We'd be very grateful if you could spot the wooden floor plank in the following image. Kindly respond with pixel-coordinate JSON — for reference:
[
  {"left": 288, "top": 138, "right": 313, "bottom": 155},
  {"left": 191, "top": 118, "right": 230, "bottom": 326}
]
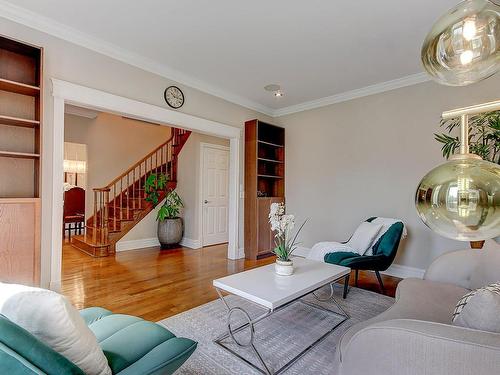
[{"left": 61, "top": 242, "right": 401, "bottom": 321}]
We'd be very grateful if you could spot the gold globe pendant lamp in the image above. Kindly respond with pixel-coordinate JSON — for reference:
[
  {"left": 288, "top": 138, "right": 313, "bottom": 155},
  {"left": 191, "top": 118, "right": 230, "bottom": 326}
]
[
  {"left": 422, "top": 0, "right": 500, "bottom": 86},
  {"left": 415, "top": 101, "right": 500, "bottom": 241}
]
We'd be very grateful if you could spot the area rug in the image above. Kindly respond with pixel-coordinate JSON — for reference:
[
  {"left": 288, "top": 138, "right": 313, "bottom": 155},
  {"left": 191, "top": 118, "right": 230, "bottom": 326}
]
[{"left": 160, "top": 284, "right": 394, "bottom": 374}]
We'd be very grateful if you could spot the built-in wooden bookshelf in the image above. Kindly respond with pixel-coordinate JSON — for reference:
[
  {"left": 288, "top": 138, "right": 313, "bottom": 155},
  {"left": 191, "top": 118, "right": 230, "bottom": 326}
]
[
  {"left": 244, "top": 119, "right": 285, "bottom": 259},
  {"left": 0, "top": 35, "right": 42, "bottom": 286}
]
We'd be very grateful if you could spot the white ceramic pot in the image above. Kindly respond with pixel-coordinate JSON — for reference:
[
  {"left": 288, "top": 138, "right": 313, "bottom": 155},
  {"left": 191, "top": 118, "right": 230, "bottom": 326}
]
[{"left": 275, "top": 259, "right": 294, "bottom": 276}]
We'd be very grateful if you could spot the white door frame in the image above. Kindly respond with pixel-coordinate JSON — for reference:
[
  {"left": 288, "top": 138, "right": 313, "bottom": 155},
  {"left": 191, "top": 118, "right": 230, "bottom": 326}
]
[
  {"left": 199, "top": 142, "right": 230, "bottom": 247},
  {"left": 50, "top": 79, "right": 241, "bottom": 289}
]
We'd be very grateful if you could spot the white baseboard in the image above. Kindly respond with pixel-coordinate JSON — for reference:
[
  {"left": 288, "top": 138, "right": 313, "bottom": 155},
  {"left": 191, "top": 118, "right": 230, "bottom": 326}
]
[
  {"left": 179, "top": 237, "right": 202, "bottom": 249},
  {"left": 116, "top": 237, "right": 160, "bottom": 252},
  {"left": 382, "top": 263, "right": 425, "bottom": 279}
]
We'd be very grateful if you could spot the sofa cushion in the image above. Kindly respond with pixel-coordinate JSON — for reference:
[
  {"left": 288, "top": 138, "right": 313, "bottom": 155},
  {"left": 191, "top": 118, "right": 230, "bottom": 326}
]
[
  {"left": 338, "top": 278, "right": 468, "bottom": 357},
  {"left": 83, "top": 310, "right": 197, "bottom": 374},
  {"left": 0, "top": 314, "right": 85, "bottom": 375},
  {"left": 0, "top": 283, "right": 111, "bottom": 375},
  {"left": 452, "top": 282, "right": 500, "bottom": 333}
]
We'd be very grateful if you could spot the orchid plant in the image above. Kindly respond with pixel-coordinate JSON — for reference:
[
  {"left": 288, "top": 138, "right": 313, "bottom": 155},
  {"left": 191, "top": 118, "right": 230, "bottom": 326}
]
[{"left": 268, "top": 202, "right": 307, "bottom": 262}]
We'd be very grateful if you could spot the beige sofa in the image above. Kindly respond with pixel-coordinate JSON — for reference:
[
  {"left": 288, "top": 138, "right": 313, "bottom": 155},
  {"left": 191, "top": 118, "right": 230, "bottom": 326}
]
[{"left": 334, "top": 239, "right": 500, "bottom": 375}]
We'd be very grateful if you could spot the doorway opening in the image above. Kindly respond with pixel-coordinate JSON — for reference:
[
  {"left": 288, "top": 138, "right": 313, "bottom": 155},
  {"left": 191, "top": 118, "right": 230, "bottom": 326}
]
[{"left": 48, "top": 79, "right": 240, "bottom": 289}]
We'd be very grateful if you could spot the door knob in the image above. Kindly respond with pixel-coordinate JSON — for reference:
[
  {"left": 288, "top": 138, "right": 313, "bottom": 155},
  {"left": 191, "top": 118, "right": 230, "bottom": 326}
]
[{"left": 204, "top": 200, "right": 209, "bottom": 204}]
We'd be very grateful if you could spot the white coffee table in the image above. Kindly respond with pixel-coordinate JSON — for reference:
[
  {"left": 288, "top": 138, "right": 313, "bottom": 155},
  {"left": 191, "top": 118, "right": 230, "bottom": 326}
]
[{"left": 213, "top": 257, "right": 350, "bottom": 375}]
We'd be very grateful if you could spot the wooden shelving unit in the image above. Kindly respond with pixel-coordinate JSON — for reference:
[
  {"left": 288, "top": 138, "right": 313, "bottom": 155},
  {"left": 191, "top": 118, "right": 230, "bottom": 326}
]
[
  {"left": 245, "top": 119, "right": 285, "bottom": 260},
  {"left": 0, "top": 114, "right": 40, "bottom": 128},
  {"left": 0, "top": 77, "right": 40, "bottom": 97},
  {"left": 0, "top": 34, "right": 43, "bottom": 286}
]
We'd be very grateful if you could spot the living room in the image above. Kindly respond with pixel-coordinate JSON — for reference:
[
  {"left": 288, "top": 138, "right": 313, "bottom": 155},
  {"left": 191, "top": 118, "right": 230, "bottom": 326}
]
[{"left": 0, "top": 1, "right": 499, "bottom": 374}]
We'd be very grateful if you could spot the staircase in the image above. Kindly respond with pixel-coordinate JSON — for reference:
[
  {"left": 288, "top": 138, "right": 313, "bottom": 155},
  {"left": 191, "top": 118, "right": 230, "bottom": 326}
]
[{"left": 71, "top": 128, "right": 191, "bottom": 257}]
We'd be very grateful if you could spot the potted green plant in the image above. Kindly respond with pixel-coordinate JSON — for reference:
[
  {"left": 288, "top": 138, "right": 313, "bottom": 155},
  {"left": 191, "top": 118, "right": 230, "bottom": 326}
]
[
  {"left": 144, "top": 173, "right": 184, "bottom": 248},
  {"left": 435, "top": 111, "right": 500, "bottom": 249}
]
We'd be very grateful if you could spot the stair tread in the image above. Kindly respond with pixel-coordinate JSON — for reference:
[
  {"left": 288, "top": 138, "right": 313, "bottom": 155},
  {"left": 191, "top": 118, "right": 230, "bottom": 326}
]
[{"left": 72, "top": 234, "right": 110, "bottom": 247}]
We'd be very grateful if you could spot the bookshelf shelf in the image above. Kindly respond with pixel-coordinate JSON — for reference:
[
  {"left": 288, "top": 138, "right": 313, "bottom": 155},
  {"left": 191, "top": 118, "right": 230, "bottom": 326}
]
[{"left": 0, "top": 78, "right": 40, "bottom": 97}]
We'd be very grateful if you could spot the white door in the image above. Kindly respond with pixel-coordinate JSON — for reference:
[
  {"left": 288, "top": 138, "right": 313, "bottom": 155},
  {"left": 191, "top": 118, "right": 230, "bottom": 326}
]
[{"left": 201, "top": 144, "right": 229, "bottom": 246}]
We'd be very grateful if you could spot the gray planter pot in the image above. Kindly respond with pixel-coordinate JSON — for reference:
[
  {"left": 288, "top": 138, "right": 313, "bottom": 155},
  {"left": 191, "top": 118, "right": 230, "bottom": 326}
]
[{"left": 158, "top": 217, "right": 183, "bottom": 249}]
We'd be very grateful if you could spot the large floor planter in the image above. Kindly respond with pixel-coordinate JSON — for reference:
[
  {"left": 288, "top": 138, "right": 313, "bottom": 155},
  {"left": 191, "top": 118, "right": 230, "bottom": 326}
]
[{"left": 158, "top": 217, "right": 183, "bottom": 248}]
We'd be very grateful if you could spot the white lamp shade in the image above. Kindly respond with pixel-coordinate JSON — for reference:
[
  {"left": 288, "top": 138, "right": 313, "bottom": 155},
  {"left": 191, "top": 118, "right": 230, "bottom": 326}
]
[{"left": 63, "top": 159, "right": 87, "bottom": 174}]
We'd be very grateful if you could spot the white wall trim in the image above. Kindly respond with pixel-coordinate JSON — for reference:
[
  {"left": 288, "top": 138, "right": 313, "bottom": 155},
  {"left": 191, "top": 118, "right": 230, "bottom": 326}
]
[
  {"left": 0, "top": 0, "right": 432, "bottom": 119},
  {"left": 65, "top": 104, "right": 100, "bottom": 119},
  {"left": 237, "top": 248, "right": 245, "bottom": 259},
  {"left": 116, "top": 238, "right": 160, "bottom": 252},
  {"left": 50, "top": 79, "right": 241, "bottom": 288},
  {"left": 180, "top": 237, "right": 202, "bottom": 249},
  {"left": 273, "top": 73, "right": 431, "bottom": 117},
  {"left": 381, "top": 263, "right": 425, "bottom": 279}
]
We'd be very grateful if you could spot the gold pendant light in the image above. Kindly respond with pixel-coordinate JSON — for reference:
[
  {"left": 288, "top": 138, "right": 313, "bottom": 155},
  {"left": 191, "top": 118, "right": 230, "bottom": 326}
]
[
  {"left": 415, "top": 101, "right": 500, "bottom": 241},
  {"left": 422, "top": 0, "right": 500, "bottom": 86}
]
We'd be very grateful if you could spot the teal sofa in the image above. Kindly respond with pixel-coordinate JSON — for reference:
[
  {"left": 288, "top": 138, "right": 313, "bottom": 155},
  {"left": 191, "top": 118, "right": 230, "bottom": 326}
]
[
  {"left": 0, "top": 307, "right": 197, "bottom": 375},
  {"left": 324, "top": 217, "right": 404, "bottom": 294}
]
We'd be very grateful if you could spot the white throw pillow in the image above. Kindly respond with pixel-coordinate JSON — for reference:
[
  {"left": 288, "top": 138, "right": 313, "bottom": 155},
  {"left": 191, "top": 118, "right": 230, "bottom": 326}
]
[
  {"left": 346, "top": 222, "right": 383, "bottom": 255},
  {"left": 0, "top": 282, "right": 111, "bottom": 375},
  {"left": 452, "top": 282, "right": 500, "bottom": 333}
]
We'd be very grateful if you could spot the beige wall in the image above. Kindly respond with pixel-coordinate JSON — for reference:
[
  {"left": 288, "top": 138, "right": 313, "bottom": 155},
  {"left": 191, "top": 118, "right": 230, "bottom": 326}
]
[
  {"left": 64, "top": 112, "right": 171, "bottom": 219},
  {"left": 0, "top": 18, "right": 272, "bottom": 287},
  {"left": 276, "top": 75, "right": 500, "bottom": 271}
]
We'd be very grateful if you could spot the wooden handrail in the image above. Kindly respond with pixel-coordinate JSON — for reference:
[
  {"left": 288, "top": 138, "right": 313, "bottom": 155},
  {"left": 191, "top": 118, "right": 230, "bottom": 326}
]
[{"left": 100, "top": 133, "right": 175, "bottom": 189}]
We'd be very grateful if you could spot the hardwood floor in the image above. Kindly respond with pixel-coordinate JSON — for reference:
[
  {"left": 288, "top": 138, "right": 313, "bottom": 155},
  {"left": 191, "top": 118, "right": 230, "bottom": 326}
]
[{"left": 62, "top": 242, "right": 401, "bottom": 322}]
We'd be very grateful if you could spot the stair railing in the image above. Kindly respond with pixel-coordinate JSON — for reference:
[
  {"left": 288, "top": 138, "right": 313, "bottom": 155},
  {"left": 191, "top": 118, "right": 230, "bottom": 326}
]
[{"left": 90, "top": 128, "right": 189, "bottom": 235}]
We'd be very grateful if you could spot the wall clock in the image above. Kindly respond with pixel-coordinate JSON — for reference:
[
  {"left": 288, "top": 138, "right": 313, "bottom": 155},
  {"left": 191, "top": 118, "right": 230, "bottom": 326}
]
[{"left": 164, "top": 86, "right": 184, "bottom": 109}]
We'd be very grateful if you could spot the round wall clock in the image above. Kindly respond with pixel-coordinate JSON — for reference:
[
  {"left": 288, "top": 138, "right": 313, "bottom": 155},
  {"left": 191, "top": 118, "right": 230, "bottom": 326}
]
[{"left": 164, "top": 86, "right": 184, "bottom": 109}]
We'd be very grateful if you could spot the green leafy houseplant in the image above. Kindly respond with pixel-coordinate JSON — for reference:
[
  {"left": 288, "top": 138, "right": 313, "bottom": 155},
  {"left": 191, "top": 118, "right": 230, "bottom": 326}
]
[
  {"left": 144, "top": 173, "right": 168, "bottom": 205},
  {"left": 435, "top": 111, "right": 500, "bottom": 163},
  {"left": 157, "top": 191, "right": 183, "bottom": 221}
]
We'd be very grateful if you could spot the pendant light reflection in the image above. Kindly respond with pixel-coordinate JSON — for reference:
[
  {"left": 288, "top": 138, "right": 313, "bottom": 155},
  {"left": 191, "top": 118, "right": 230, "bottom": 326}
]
[
  {"left": 415, "top": 155, "right": 500, "bottom": 241},
  {"left": 421, "top": 0, "right": 500, "bottom": 86}
]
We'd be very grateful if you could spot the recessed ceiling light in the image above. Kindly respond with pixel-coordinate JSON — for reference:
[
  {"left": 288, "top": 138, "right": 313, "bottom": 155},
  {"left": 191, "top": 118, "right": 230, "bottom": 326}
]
[{"left": 264, "top": 84, "right": 281, "bottom": 92}]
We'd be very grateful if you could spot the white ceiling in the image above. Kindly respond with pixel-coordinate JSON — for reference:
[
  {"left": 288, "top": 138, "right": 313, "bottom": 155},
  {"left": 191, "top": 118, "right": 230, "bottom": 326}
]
[{"left": 1, "top": 0, "right": 458, "bottom": 116}]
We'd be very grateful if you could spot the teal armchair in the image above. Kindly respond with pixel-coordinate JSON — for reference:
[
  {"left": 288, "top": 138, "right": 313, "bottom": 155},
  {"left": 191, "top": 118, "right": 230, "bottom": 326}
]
[
  {"left": 324, "top": 217, "right": 404, "bottom": 294},
  {"left": 0, "top": 308, "right": 196, "bottom": 375}
]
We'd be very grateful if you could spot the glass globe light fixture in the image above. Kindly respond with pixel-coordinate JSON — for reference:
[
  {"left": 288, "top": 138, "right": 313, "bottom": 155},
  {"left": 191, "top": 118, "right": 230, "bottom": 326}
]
[
  {"left": 416, "top": 154, "right": 500, "bottom": 240},
  {"left": 421, "top": 0, "right": 500, "bottom": 86}
]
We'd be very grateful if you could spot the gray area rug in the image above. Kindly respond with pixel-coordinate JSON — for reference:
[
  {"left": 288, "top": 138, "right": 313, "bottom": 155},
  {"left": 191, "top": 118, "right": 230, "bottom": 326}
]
[{"left": 160, "top": 284, "right": 394, "bottom": 374}]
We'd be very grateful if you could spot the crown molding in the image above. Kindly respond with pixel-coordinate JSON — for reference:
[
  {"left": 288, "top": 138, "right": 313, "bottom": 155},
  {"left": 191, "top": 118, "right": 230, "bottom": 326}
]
[
  {"left": 0, "top": 0, "right": 432, "bottom": 118},
  {"left": 0, "top": 0, "right": 275, "bottom": 117},
  {"left": 273, "top": 72, "right": 431, "bottom": 117}
]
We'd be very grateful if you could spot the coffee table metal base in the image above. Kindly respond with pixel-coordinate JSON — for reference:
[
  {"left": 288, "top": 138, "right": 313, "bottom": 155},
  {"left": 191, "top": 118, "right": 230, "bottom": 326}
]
[{"left": 213, "top": 275, "right": 350, "bottom": 375}]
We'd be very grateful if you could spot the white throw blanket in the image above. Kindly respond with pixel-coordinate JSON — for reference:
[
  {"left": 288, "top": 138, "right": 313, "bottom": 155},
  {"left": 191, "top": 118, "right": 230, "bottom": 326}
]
[{"left": 306, "top": 217, "right": 407, "bottom": 261}]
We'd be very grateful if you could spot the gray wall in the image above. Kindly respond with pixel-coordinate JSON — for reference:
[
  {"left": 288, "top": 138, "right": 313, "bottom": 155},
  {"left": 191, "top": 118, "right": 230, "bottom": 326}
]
[{"left": 276, "top": 76, "right": 500, "bottom": 271}]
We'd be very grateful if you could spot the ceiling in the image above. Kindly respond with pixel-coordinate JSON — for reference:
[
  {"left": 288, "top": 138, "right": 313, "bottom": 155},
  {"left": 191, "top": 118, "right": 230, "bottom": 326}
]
[{"left": 1, "top": 0, "right": 458, "bottom": 116}]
